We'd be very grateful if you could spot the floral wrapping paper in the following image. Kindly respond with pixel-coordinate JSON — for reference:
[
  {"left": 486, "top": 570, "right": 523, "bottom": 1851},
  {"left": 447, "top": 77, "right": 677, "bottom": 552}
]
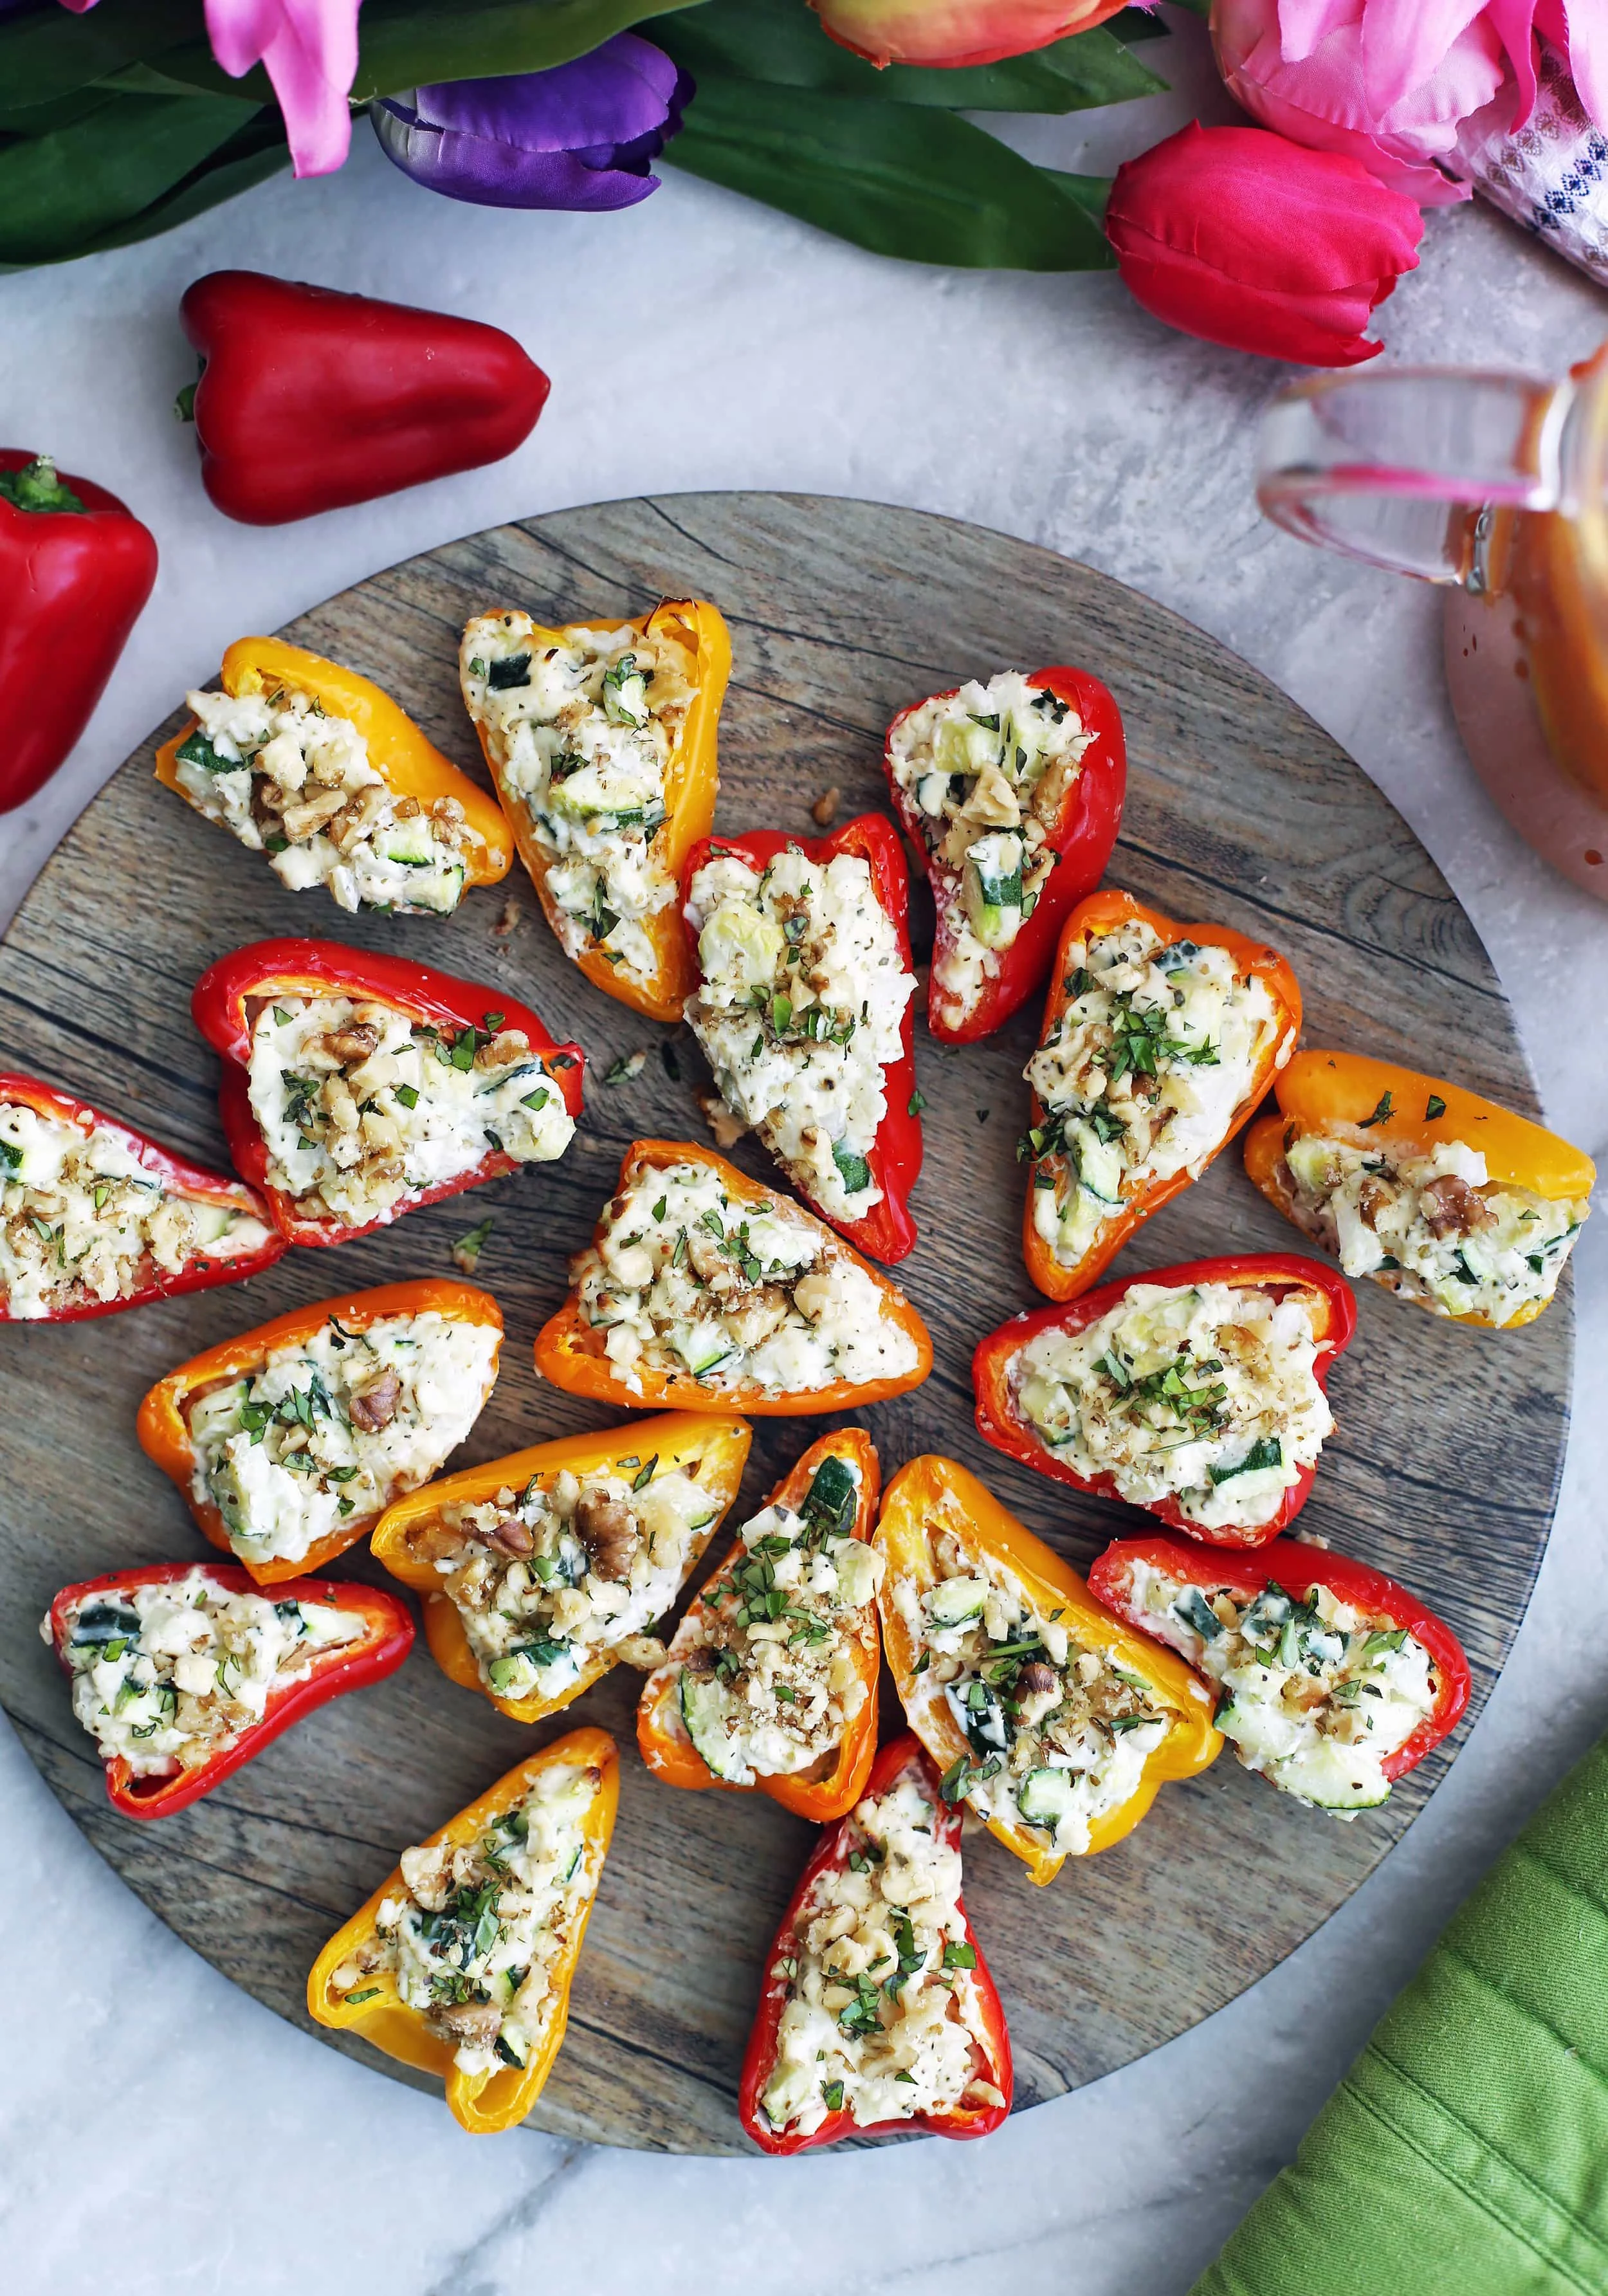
[{"left": 1457, "top": 44, "right": 1608, "bottom": 290}]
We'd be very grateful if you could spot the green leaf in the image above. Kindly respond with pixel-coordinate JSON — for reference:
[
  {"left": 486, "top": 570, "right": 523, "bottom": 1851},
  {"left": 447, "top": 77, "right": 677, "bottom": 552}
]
[
  {"left": 670, "top": 78, "right": 1117, "bottom": 270},
  {"left": 652, "top": 0, "right": 1165, "bottom": 111},
  {"left": 0, "top": 0, "right": 201, "bottom": 108},
  {"left": 0, "top": 90, "right": 262, "bottom": 267},
  {"left": 55, "top": 124, "right": 291, "bottom": 270}
]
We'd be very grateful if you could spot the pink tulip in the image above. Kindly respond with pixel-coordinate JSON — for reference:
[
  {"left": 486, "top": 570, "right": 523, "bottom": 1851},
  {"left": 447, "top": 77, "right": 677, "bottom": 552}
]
[
  {"left": 205, "top": 0, "right": 362, "bottom": 178},
  {"left": 1214, "top": 0, "right": 1608, "bottom": 206},
  {"left": 46, "top": 0, "right": 361, "bottom": 177},
  {"left": 809, "top": 0, "right": 1129, "bottom": 68},
  {"left": 1106, "top": 121, "right": 1423, "bottom": 366}
]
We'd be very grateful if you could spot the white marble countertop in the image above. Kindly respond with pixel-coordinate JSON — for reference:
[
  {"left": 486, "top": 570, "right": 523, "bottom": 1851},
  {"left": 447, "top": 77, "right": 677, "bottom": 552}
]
[{"left": 5, "top": 17, "right": 1607, "bottom": 2292}]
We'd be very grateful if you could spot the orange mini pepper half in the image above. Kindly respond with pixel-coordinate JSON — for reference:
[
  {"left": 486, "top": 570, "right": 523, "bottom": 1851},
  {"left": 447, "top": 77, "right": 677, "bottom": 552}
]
[
  {"left": 370, "top": 1412, "right": 751, "bottom": 1724},
  {"left": 875, "top": 1455, "right": 1220, "bottom": 1884},
  {"left": 136, "top": 1277, "right": 502, "bottom": 1585},
  {"left": 307, "top": 1725, "right": 617, "bottom": 2135},
  {"left": 533, "top": 1139, "right": 933, "bottom": 1417},
  {"left": 1021, "top": 888, "right": 1301, "bottom": 1301},
  {"left": 1244, "top": 1050, "right": 1595, "bottom": 1331},
  {"left": 156, "top": 636, "right": 513, "bottom": 910},
  {"left": 460, "top": 599, "right": 731, "bottom": 1023},
  {"left": 637, "top": 1427, "right": 882, "bottom": 1823}
]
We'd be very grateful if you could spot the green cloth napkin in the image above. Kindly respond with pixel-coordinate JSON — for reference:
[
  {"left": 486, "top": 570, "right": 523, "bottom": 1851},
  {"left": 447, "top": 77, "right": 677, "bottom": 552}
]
[{"left": 1193, "top": 1736, "right": 1608, "bottom": 2296}]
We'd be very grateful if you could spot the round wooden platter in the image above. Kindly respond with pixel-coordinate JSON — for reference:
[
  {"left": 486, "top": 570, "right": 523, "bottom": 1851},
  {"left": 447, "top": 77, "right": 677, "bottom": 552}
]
[{"left": 0, "top": 494, "right": 1572, "bottom": 2155}]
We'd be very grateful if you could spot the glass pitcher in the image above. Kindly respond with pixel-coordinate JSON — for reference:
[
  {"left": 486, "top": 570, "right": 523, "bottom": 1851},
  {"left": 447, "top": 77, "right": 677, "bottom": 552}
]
[{"left": 1257, "top": 349, "right": 1608, "bottom": 901}]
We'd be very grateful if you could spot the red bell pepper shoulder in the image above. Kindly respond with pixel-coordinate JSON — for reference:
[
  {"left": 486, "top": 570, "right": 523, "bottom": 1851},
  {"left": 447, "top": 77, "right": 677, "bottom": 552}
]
[
  {"left": 884, "top": 663, "right": 1126, "bottom": 1043},
  {"left": 680, "top": 815, "right": 923, "bottom": 1262},
  {"left": 0, "top": 452, "right": 158, "bottom": 816},
  {"left": 1088, "top": 1532, "right": 1471, "bottom": 1802},
  {"left": 137, "top": 1276, "right": 504, "bottom": 1585},
  {"left": 45, "top": 1561, "right": 412, "bottom": 1819},
  {"left": 635, "top": 1426, "right": 882, "bottom": 1821},
  {"left": 974, "top": 1253, "right": 1355, "bottom": 1548},
  {"left": 737, "top": 1732, "right": 1013, "bottom": 2153},
  {"left": 180, "top": 271, "right": 550, "bottom": 526},
  {"left": 0, "top": 1070, "right": 284, "bottom": 1323},
  {"left": 191, "top": 937, "right": 584, "bottom": 1247},
  {"left": 1021, "top": 886, "right": 1302, "bottom": 1301}
]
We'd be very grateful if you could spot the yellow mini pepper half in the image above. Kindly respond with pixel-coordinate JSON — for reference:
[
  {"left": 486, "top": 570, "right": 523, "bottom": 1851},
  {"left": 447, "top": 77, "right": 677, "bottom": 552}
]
[
  {"left": 460, "top": 599, "right": 731, "bottom": 1023},
  {"left": 156, "top": 636, "right": 513, "bottom": 908},
  {"left": 307, "top": 1727, "right": 617, "bottom": 2135},
  {"left": 370, "top": 1413, "right": 752, "bottom": 1724},
  {"left": 875, "top": 1456, "right": 1219, "bottom": 1886},
  {"left": 1245, "top": 1049, "right": 1594, "bottom": 1331}
]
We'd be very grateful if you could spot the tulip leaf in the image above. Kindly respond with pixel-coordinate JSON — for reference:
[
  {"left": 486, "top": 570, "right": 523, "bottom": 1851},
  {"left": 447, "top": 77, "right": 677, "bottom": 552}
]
[
  {"left": 60, "top": 120, "right": 293, "bottom": 268},
  {"left": 0, "top": 90, "right": 265, "bottom": 268},
  {"left": 0, "top": 0, "right": 200, "bottom": 107},
  {"left": 670, "top": 78, "right": 1117, "bottom": 270},
  {"left": 652, "top": 0, "right": 1166, "bottom": 111}
]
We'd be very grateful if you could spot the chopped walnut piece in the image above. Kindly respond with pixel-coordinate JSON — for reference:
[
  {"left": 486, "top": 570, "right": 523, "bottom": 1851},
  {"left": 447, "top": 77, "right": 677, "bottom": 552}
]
[
  {"left": 695, "top": 1085, "right": 747, "bottom": 1149},
  {"left": 349, "top": 1367, "right": 402, "bottom": 1432}
]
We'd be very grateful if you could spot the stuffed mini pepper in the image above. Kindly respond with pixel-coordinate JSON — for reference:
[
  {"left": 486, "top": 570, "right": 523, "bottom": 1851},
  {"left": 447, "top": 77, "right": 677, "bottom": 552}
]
[
  {"left": 637, "top": 1429, "right": 882, "bottom": 1822},
  {"left": 1020, "top": 889, "right": 1301, "bottom": 1300},
  {"left": 156, "top": 637, "right": 513, "bottom": 915},
  {"left": 309, "top": 1727, "right": 617, "bottom": 2135},
  {"left": 681, "top": 816, "right": 922, "bottom": 1262},
  {"left": 883, "top": 665, "right": 1125, "bottom": 1042},
  {"left": 739, "top": 1734, "right": 1012, "bottom": 2153},
  {"left": 138, "top": 1278, "right": 502, "bottom": 1584},
  {"left": 876, "top": 1456, "right": 1220, "bottom": 1884},
  {"left": 973, "top": 1254, "right": 1355, "bottom": 1548},
  {"left": 192, "top": 938, "right": 583, "bottom": 1245},
  {"left": 1245, "top": 1051, "right": 1594, "bottom": 1331},
  {"left": 460, "top": 599, "right": 731, "bottom": 1021},
  {"left": 1089, "top": 1536, "right": 1471, "bottom": 1816},
  {"left": 1, "top": 1071, "right": 281, "bottom": 1321},
  {"left": 371, "top": 1413, "right": 750, "bottom": 1722},
  {"left": 43, "top": 1562, "right": 412, "bottom": 1819},
  {"left": 534, "top": 1139, "right": 931, "bottom": 1415}
]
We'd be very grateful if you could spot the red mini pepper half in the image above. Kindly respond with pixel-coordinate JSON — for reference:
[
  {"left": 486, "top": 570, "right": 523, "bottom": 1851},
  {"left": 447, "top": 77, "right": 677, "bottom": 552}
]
[
  {"left": 883, "top": 666, "right": 1126, "bottom": 1044},
  {"left": 0, "top": 1070, "right": 284, "bottom": 1322},
  {"left": 1088, "top": 1534, "right": 1472, "bottom": 1790},
  {"left": 680, "top": 816, "right": 924, "bottom": 1263},
  {"left": 179, "top": 271, "right": 551, "bottom": 526},
  {"left": 44, "top": 1561, "right": 413, "bottom": 1820},
  {"left": 974, "top": 1253, "right": 1357, "bottom": 1548},
  {"left": 0, "top": 452, "right": 158, "bottom": 814},
  {"left": 190, "top": 937, "right": 585, "bottom": 1247},
  {"left": 737, "top": 1732, "right": 1013, "bottom": 2154}
]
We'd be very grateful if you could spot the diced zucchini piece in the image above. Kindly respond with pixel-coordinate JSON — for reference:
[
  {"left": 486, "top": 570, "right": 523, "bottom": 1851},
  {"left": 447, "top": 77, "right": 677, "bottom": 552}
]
[
  {"left": 698, "top": 901, "right": 784, "bottom": 991},
  {"left": 1016, "top": 1765, "right": 1080, "bottom": 1834},
  {"left": 1205, "top": 1465, "right": 1290, "bottom": 1511},
  {"left": 1285, "top": 1135, "right": 1338, "bottom": 1195},
  {"left": 962, "top": 831, "right": 1025, "bottom": 950},
  {"left": 832, "top": 1542, "right": 878, "bottom": 1608},
  {"left": 1072, "top": 1124, "right": 1124, "bottom": 1206},
  {"left": 926, "top": 1577, "right": 988, "bottom": 1629},
  {"left": 1279, "top": 1738, "right": 1391, "bottom": 1812},
  {"left": 934, "top": 716, "right": 998, "bottom": 777},
  {"left": 378, "top": 816, "right": 438, "bottom": 867},
  {"left": 190, "top": 1202, "right": 237, "bottom": 1245},
  {"left": 680, "top": 1669, "right": 746, "bottom": 1780},
  {"left": 398, "top": 861, "right": 466, "bottom": 915},
  {"left": 670, "top": 1321, "right": 734, "bottom": 1378}
]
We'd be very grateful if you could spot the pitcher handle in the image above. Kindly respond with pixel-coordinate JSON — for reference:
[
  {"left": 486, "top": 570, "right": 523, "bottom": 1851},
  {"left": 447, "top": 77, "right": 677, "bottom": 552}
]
[{"left": 1256, "top": 367, "right": 1575, "bottom": 587}]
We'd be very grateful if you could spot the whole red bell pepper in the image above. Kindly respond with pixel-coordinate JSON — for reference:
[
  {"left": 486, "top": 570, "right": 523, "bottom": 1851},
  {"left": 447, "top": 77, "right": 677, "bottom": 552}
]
[
  {"left": 883, "top": 666, "right": 1126, "bottom": 1044},
  {"left": 973, "top": 1252, "right": 1357, "bottom": 1548},
  {"left": 1088, "top": 1533, "right": 1471, "bottom": 1790},
  {"left": 1, "top": 1070, "right": 284, "bottom": 1322},
  {"left": 737, "top": 1732, "right": 1013, "bottom": 2154},
  {"left": 44, "top": 1561, "right": 414, "bottom": 1820},
  {"left": 178, "top": 271, "right": 551, "bottom": 526},
  {"left": 680, "top": 816, "right": 924, "bottom": 1262},
  {"left": 0, "top": 452, "right": 158, "bottom": 814},
  {"left": 190, "top": 937, "right": 585, "bottom": 1247}
]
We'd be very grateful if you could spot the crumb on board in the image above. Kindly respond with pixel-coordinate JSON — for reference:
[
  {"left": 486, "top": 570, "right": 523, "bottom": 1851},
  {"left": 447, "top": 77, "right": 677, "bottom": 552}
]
[
  {"left": 811, "top": 786, "right": 841, "bottom": 827},
  {"left": 605, "top": 1049, "right": 648, "bottom": 1086},
  {"left": 493, "top": 895, "right": 521, "bottom": 939},
  {"left": 695, "top": 1086, "right": 748, "bottom": 1150}
]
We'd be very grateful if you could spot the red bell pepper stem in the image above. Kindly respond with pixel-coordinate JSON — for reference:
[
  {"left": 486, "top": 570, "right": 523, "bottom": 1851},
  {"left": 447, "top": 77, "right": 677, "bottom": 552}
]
[
  {"left": 190, "top": 937, "right": 585, "bottom": 1247},
  {"left": 179, "top": 271, "right": 551, "bottom": 526},
  {"left": 45, "top": 1562, "right": 414, "bottom": 1820},
  {"left": 1088, "top": 1534, "right": 1471, "bottom": 1782},
  {"left": 884, "top": 664, "right": 1126, "bottom": 1045},
  {"left": 0, "top": 1070, "right": 284, "bottom": 1322},
  {"left": 681, "top": 816, "right": 923, "bottom": 1263},
  {"left": 737, "top": 1733, "right": 1013, "bottom": 2154},
  {"left": 0, "top": 452, "right": 158, "bottom": 815},
  {"left": 973, "top": 1252, "right": 1358, "bottom": 1547}
]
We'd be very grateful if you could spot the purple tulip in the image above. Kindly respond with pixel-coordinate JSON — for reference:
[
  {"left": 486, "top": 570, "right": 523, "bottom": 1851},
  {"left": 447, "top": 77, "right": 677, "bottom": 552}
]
[{"left": 371, "top": 35, "right": 693, "bottom": 213}]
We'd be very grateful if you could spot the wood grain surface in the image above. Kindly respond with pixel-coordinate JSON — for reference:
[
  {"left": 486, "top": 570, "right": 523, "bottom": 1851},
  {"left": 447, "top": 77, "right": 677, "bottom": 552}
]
[{"left": 0, "top": 493, "right": 1572, "bottom": 2154}]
